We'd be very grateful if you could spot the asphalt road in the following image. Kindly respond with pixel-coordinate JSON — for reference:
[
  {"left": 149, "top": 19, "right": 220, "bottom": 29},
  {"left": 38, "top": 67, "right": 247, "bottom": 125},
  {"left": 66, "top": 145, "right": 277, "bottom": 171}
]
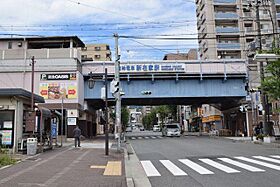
[{"left": 127, "top": 130, "right": 280, "bottom": 187}]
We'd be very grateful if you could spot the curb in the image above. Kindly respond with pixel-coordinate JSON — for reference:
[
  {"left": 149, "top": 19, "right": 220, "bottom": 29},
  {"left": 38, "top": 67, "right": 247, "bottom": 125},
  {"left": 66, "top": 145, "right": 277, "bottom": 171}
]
[
  {"left": 223, "top": 137, "right": 280, "bottom": 148},
  {"left": 124, "top": 143, "right": 151, "bottom": 187}
]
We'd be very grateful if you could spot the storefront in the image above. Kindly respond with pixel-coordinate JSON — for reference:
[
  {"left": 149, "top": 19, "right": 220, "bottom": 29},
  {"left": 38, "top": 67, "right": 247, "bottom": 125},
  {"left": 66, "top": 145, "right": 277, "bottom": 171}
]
[
  {"left": 202, "top": 115, "right": 222, "bottom": 132},
  {"left": 0, "top": 88, "right": 45, "bottom": 153}
]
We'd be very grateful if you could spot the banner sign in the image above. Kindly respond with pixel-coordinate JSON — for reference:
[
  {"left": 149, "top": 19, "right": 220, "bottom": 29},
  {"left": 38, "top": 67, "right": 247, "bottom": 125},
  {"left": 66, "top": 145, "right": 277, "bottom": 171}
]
[
  {"left": 40, "top": 73, "right": 76, "bottom": 81},
  {"left": 51, "top": 122, "right": 57, "bottom": 138},
  {"left": 120, "top": 63, "right": 185, "bottom": 73},
  {"left": 39, "top": 83, "right": 77, "bottom": 100},
  {"left": 0, "top": 130, "right": 13, "bottom": 145}
]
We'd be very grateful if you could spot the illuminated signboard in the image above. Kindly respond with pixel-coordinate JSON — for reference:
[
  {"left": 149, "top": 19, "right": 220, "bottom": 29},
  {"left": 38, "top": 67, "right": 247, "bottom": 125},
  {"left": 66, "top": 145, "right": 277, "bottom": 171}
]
[{"left": 119, "top": 63, "right": 185, "bottom": 73}]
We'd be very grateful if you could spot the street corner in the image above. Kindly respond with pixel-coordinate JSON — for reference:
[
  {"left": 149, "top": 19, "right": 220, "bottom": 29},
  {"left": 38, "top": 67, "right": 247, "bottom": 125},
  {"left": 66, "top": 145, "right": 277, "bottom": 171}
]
[{"left": 90, "top": 160, "right": 122, "bottom": 176}]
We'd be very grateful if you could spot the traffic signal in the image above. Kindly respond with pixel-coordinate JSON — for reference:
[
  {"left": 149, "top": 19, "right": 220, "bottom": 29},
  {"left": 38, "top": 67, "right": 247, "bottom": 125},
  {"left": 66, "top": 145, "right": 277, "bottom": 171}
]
[
  {"left": 141, "top": 91, "right": 152, "bottom": 95},
  {"left": 110, "top": 79, "right": 119, "bottom": 94}
]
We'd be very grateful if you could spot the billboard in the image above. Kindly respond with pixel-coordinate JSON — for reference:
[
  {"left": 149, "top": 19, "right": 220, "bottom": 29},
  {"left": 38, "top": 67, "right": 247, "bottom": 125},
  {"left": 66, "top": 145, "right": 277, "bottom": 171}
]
[{"left": 39, "top": 82, "right": 77, "bottom": 100}]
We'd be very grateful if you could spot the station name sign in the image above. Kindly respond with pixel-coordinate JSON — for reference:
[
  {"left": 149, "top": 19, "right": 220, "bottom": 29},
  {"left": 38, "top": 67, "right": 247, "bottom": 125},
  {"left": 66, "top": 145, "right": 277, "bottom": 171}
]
[
  {"left": 40, "top": 73, "right": 76, "bottom": 81},
  {"left": 120, "top": 63, "right": 185, "bottom": 73}
]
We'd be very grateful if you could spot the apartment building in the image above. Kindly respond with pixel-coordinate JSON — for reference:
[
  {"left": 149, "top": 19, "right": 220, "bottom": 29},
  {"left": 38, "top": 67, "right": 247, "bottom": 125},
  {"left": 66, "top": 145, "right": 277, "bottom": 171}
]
[
  {"left": 196, "top": 0, "right": 277, "bottom": 60},
  {"left": 163, "top": 49, "right": 198, "bottom": 60},
  {"left": 81, "top": 44, "right": 112, "bottom": 61}
]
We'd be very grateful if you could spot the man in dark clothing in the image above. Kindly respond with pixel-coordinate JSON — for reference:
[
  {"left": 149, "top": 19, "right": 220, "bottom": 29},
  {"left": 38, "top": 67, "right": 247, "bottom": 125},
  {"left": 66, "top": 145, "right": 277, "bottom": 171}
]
[{"left": 73, "top": 125, "right": 81, "bottom": 147}]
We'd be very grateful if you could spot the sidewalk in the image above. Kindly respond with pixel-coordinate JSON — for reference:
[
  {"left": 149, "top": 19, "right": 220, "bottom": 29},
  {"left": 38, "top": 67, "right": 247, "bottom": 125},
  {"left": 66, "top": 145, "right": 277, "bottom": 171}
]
[
  {"left": 224, "top": 136, "right": 280, "bottom": 148},
  {"left": 0, "top": 137, "right": 127, "bottom": 187}
]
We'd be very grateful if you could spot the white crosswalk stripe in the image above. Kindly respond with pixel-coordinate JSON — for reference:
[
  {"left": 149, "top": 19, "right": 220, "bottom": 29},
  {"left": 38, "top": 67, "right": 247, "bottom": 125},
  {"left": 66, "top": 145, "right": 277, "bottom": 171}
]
[
  {"left": 131, "top": 137, "right": 136, "bottom": 140},
  {"left": 140, "top": 161, "right": 161, "bottom": 177},
  {"left": 137, "top": 137, "right": 143, "bottom": 139},
  {"left": 144, "top": 137, "right": 150, "bottom": 139},
  {"left": 179, "top": 159, "right": 214, "bottom": 175},
  {"left": 160, "top": 160, "right": 188, "bottom": 176},
  {"left": 235, "top": 157, "right": 280, "bottom": 171},
  {"left": 218, "top": 158, "right": 265, "bottom": 172},
  {"left": 151, "top": 136, "right": 157, "bottom": 139},
  {"left": 157, "top": 136, "right": 163, "bottom": 139},
  {"left": 252, "top": 156, "right": 280, "bottom": 164},
  {"left": 270, "top": 155, "right": 280, "bottom": 159},
  {"left": 199, "top": 159, "right": 240, "bottom": 173}
]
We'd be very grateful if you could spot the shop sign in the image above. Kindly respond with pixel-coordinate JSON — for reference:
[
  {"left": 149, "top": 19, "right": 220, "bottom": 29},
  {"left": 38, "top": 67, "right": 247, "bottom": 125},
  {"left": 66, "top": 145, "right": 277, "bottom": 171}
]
[
  {"left": 0, "top": 130, "right": 12, "bottom": 145},
  {"left": 39, "top": 83, "right": 77, "bottom": 100},
  {"left": 51, "top": 122, "right": 57, "bottom": 138},
  {"left": 25, "top": 112, "right": 36, "bottom": 132},
  {"left": 67, "top": 118, "right": 77, "bottom": 126},
  {"left": 120, "top": 63, "right": 185, "bottom": 73},
  {"left": 3, "top": 121, "right": 13, "bottom": 129},
  {"left": 67, "top": 109, "right": 79, "bottom": 118},
  {"left": 202, "top": 115, "right": 221, "bottom": 123},
  {"left": 40, "top": 73, "right": 76, "bottom": 81}
]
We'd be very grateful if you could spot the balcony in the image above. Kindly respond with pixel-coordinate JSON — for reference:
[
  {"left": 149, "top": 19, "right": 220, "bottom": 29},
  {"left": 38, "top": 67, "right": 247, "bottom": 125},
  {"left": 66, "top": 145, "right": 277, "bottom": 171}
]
[
  {"left": 216, "top": 27, "right": 239, "bottom": 34},
  {"left": 213, "top": 0, "right": 236, "bottom": 4},
  {"left": 0, "top": 48, "right": 81, "bottom": 62},
  {"left": 215, "top": 12, "right": 238, "bottom": 19},
  {"left": 217, "top": 43, "right": 241, "bottom": 49}
]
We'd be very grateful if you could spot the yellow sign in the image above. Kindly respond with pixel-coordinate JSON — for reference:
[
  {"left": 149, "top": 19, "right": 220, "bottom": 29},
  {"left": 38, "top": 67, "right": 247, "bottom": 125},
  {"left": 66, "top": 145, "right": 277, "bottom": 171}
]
[
  {"left": 202, "top": 115, "right": 221, "bottom": 123},
  {"left": 39, "top": 83, "right": 77, "bottom": 100}
]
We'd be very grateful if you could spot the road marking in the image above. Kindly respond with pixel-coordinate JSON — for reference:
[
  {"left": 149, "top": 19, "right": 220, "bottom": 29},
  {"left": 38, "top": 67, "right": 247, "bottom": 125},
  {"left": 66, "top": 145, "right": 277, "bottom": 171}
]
[
  {"left": 103, "top": 161, "right": 122, "bottom": 176},
  {"left": 235, "top": 157, "right": 280, "bottom": 171},
  {"left": 0, "top": 147, "right": 73, "bottom": 185},
  {"left": 179, "top": 159, "right": 214, "bottom": 175},
  {"left": 252, "top": 156, "right": 280, "bottom": 164},
  {"left": 218, "top": 158, "right": 265, "bottom": 172},
  {"left": 131, "top": 137, "right": 136, "bottom": 140},
  {"left": 160, "top": 160, "right": 187, "bottom": 176},
  {"left": 157, "top": 136, "right": 163, "bottom": 139},
  {"left": 140, "top": 161, "right": 161, "bottom": 177},
  {"left": 151, "top": 136, "right": 157, "bottom": 139},
  {"left": 90, "top": 165, "right": 106, "bottom": 169},
  {"left": 144, "top": 137, "right": 150, "bottom": 139},
  {"left": 138, "top": 137, "right": 143, "bottom": 139},
  {"left": 270, "top": 155, "right": 280, "bottom": 159},
  {"left": 199, "top": 159, "right": 240, "bottom": 173}
]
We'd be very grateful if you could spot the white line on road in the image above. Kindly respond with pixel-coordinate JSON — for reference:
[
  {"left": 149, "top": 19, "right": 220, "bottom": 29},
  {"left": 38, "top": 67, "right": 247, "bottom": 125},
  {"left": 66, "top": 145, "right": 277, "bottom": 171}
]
[
  {"left": 179, "top": 159, "right": 214, "bottom": 175},
  {"left": 252, "top": 156, "right": 280, "bottom": 164},
  {"left": 138, "top": 137, "right": 143, "bottom": 139},
  {"left": 157, "top": 136, "right": 163, "bottom": 139},
  {"left": 218, "top": 158, "right": 265, "bottom": 172},
  {"left": 160, "top": 160, "right": 187, "bottom": 176},
  {"left": 144, "top": 137, "right": 150, "bottom": 139},
  {"left": 0, "top": 147, "right": 73, "bottom": 185},
  {"left": 131, "top": 137, "right": 136, "bottom": 140},
  {"left": 235, "top": 157, "right": 280, "bottom": 171},
  {"left": 270, "top": 155, "right": 280, "bottom": 159},
  {"left": 140, "top": 161, "right": 161, "bottom": 177},
  {"left": 151, "top": 136, "right": 157, "bottom": 139},
  {"left": 199, "top": 159, "right": 240, "bottom": 173}
]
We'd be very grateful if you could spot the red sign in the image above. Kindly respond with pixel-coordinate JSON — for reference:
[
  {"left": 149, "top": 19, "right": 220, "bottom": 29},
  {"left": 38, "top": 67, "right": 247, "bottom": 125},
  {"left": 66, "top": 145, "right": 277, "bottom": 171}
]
[
  {"left": 40, "top": 90, "right": 48, "bottom": 95},
  {"left": 68, "top": 89, "right": 76, "bottom": 95}
]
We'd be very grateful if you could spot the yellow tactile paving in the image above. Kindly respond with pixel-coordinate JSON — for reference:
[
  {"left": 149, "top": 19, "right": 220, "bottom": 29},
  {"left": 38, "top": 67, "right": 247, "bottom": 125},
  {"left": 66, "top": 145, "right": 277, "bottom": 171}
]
[{"left": 103, "top": 161, "right": 122, "bottom": 176}]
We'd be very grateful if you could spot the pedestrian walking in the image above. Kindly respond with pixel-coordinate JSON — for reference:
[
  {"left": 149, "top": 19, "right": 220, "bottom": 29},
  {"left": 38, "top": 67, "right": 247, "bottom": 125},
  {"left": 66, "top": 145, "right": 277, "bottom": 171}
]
[{"left": 73, "top": 125, "right": 81, "bottom": 147}]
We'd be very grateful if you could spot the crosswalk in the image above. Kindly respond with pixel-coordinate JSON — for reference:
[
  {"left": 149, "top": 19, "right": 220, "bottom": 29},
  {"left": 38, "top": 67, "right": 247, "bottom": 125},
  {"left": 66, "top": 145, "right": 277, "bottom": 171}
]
[
  {"left": 129, "top": 136, "right": 163, "bottom": 140},
  {"left": 140, "top": 155, "right": 280, "bottom": 177}
]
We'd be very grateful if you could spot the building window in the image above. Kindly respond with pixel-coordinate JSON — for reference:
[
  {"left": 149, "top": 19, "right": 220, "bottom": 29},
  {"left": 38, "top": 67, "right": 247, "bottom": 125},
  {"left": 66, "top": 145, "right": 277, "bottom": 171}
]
[
  {"left": 95, "top": 55, "right": 101, "bottom": 59},
  {"left": 94, "top": 46, "right": 101, "bottom": 51},
  {"left": 106, "top": 45, "right": 110, "bottom": 50},
  {"left": 8, "top": 42, "right": 12, "bottom": 49}
]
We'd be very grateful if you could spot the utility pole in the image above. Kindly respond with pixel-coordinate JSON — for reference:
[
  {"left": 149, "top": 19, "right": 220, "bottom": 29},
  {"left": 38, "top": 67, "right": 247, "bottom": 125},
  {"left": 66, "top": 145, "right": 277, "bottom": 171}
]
[
  {"left": 255, "top": 1, "right": 269, "bottom": 134},
  {"left": 270, "top": 0, "right": 279, "bottom": 48},
  {"left": 61, "top": 96, "right": 64, "bottom": 147},
  {"left": 114, "top": 33, "right": 121, "bottom": 151},
  {"left": 105, "top": 68, "right": 109, "bottom": 155},
  {"left": 30, "top": 56, "right": 35, "bottom": 112}
]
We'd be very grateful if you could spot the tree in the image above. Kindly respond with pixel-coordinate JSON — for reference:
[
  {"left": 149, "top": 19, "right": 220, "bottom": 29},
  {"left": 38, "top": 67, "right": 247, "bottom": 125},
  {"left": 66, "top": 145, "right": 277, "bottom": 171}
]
[
  {"left": 262, "top": 60, "right": 280, "bottom": 103},
  {"left": 121, "top": 107, "right": 130, "bottom": 129}
]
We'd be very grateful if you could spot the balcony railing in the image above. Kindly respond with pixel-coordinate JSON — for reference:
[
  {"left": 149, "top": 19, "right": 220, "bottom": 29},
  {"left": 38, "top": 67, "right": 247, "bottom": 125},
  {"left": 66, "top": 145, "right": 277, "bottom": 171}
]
[
  {"left": 215, "top": 12, "right": 238, "bottom": 19},
  {"left": 0, "top": 48, "right": 81, "bottom": 62},
  {"left": 216, "top": 27, "right": 239, "bottom": 34},
  {"left": 217, "top": 43, "right": 241, "bottom": 49},
  {"left": 213, "top": 0, "right": 236, "bottom": 4}
]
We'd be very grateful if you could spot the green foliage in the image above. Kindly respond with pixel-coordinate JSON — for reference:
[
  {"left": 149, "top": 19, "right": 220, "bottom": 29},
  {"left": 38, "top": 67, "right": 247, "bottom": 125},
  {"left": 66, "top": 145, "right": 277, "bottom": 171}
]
[
  {"left": 0, "top": 146, "right": 16, "bottom": 167},
  {"left": 142, "top": 108, "right": 157, "bottom": 130},
  {"left": 262, "top": 60, "right": 280, "bottom": 101},
  {"left": 121, "top": 107, "right": 130, "bottom": 127}
]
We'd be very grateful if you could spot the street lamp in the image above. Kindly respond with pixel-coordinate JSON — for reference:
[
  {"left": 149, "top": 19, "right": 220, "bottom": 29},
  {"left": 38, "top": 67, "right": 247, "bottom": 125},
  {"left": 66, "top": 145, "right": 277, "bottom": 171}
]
[{"left": 88, "top": 68, "right": 109, "bottom": 155}]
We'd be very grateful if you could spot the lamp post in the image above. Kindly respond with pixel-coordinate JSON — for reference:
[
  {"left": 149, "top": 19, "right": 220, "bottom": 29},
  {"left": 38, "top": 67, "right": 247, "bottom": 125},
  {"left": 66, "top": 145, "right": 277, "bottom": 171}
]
[{"left": 88, "top": 69, "right": 109, "bottom": 155}]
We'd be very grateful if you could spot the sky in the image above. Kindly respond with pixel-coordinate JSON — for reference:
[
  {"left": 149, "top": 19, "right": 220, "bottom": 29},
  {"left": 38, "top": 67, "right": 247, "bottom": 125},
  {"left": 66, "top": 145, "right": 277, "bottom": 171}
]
[{"left": 0, "top": 0, "right": 198, "bottom": 60}]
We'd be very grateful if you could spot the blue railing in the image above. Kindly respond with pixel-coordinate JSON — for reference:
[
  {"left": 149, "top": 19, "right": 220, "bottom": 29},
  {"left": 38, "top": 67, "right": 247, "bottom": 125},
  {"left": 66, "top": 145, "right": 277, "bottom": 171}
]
[
  {"left": 215, "top": 12, "right": 238, "bottom": 19},
  {"left": 217, "top": 43, "right": 241, "bottom": 49},
  {"left": 213, "top": 0, "right": 236, "bottom": 4},
  {"left": 216, "top": 27, "right": 239, "bottom": 34}
]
